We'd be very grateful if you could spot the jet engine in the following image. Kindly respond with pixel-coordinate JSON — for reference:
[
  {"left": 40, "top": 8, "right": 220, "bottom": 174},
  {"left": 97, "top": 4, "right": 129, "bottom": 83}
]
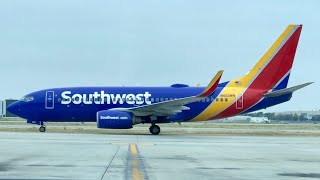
[{"left": 97, "top": 110, "right": 141, "bottom": 129}]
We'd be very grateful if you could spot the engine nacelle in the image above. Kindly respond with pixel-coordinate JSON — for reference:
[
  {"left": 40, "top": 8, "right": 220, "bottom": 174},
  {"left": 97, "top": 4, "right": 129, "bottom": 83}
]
[{"left": 97, "top": 110, "right": 141, "bottom": 129}]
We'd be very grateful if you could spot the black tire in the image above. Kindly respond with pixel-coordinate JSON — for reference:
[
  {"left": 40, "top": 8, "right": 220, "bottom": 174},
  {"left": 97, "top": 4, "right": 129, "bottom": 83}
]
[
  {"left": 39, "top": 126, "right": 46, "bottom": 132},
  {"left": 149, "top": 125, "right": 160, "bottom": 135}
]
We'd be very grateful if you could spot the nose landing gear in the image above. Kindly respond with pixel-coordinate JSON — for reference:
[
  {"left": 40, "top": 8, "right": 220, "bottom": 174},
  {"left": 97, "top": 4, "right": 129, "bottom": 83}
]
[
  {"left": 39, "top": 121, "right": 46, "bottom": 132},
  {"left": 39, "top": 125, "right": 46, "bottom": 132}
]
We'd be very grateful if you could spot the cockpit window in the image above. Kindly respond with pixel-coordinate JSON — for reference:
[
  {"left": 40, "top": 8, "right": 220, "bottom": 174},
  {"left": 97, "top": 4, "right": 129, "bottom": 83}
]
[{"left": 21, "top": 96, "right": 34, "bottom": 102}]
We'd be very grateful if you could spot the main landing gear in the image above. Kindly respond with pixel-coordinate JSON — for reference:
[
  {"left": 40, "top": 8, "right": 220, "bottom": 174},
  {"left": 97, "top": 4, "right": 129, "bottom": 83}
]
[{"left": 149, "top": 124, "right": 161, "bottom": 135}]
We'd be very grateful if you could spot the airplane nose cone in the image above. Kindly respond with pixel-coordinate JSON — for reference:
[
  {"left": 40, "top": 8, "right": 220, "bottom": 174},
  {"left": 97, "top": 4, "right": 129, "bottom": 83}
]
[{"left": 7, "top": 101, "right": 21, "bottom": 116}]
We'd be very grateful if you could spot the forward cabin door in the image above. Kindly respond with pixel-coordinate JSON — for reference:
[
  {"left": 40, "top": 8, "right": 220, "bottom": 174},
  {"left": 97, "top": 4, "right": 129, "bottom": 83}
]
[{"left": 45, "top": 91, "right": 55, "bottom": 109}]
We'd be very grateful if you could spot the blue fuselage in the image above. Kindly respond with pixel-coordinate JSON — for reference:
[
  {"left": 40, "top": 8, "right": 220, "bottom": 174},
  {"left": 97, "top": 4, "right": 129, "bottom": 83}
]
[{"left": 7, "top": 83, "right": 291, "bottom": 124}]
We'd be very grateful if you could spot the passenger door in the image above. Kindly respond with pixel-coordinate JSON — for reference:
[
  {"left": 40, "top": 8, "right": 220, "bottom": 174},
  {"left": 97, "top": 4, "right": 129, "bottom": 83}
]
[
  {"left": 236, "top": 94, "right": 243, "bottom": 109},
  {"left": 45, "top": 91, "right": 55, "bottom": 109}
]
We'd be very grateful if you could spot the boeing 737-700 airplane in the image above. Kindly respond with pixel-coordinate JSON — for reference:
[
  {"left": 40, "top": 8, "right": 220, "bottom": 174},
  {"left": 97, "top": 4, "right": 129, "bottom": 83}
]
[{"left": 7, "top": 24, "right": 312, "bottom": 135}]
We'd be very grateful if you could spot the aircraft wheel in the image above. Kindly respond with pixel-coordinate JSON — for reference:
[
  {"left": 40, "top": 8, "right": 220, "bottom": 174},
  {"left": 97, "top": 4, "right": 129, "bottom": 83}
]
[
  {"left": 39, "top": 126, "right": 46, "bottom": 132},
  {"left": 149, "top": 125, "right": 160, "bottom": 135}
]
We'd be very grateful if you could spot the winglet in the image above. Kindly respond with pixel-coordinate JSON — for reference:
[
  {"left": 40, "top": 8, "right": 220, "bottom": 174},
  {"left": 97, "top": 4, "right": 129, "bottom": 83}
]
[{"left": 198, "top": 70, "right": 223, "bottom": 97}]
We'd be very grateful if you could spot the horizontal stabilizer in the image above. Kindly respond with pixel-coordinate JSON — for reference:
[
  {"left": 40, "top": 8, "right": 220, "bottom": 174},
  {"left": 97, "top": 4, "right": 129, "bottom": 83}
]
[{"left": 264, "top": 82, "right": 313, "bottom": 98}]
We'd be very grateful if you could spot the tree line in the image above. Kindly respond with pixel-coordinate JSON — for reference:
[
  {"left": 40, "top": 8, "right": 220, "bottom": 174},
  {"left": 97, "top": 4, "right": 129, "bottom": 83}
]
[{"left": 245, "top": 112, "right": 320, "bottom": 121}]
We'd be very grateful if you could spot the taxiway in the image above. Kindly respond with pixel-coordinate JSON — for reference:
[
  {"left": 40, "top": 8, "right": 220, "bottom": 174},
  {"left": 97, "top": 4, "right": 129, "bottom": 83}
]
[{"left": 0, "top": 132, "right": 320, "bottom": 179}]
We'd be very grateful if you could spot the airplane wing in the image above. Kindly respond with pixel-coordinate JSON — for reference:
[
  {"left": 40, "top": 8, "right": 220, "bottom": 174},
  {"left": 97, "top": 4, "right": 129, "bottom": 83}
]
[
  {"left": 264, "top": 82, "right": 313, "bottom": 98},
  {"left": 111, "top": 70, "right": 223, "bottom": 117}
]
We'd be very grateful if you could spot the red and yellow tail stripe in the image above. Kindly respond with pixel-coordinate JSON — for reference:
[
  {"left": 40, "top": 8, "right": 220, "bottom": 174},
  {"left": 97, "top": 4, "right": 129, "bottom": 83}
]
[{"left": 192, "top": 25, "right": 302, "bottom": 121}]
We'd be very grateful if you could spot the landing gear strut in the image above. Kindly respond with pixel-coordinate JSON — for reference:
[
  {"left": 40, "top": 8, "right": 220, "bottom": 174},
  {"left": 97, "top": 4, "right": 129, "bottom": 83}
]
[
  {"left": 149, "top": 124, "right": 161, "bottom": 135},
  {"left": 39, "top": 121, "right": 46, "bottom": 132}
]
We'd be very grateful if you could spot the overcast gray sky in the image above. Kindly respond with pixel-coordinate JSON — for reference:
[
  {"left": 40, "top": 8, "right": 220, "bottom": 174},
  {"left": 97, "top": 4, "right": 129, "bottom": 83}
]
[{"left": 0, "top": 0, "right": 319, "bottom": 112}]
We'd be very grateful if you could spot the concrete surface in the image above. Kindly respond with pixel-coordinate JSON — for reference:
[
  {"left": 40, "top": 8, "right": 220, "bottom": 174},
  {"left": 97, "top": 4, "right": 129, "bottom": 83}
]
[
  {"left": 1, "top": 121, "right": 320, "bottom": 136},
  {"left": 0, "top": 132, "right": 320, "bottom": 180}
]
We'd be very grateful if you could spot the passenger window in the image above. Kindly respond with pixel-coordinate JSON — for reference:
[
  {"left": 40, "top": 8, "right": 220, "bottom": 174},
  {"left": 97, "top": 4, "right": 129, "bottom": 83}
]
[
  {"left": 165, "top": 98, "right": 168, "bottom": 101},
  {"left": 151, "top": 98, "right": 154, "bottom": 102},
  {"left": 156, "top": 98, "right": 159, "bottom": 102},
  {"left": 160, "top": 98, "right": 164, "bottom": 102},
  {"left": 225, "top": 98, "right": 228, "bottom": 102},
  {"left": 206, "top": 98, "right": 210, "bottom": 102},
  {"left": 216, "top": 98, "right": 219, "bottom": 102},
  {"left": 220, "top": 98, "right": 223, "bottom": 102}
]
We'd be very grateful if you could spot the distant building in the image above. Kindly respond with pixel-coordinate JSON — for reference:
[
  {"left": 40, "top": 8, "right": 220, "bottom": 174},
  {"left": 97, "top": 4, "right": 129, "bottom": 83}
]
[
  {"left": 249, "top": 117, "right": 270, "bottom": 123},
  {"left": 212, "top": 116, "right": 251, "bottom": 123},
  {"left": 0, "top": 101, "right": 2, "bottom": 117},
  {"left": 213, "top": 116, "right": 269, "bottom": 123},
  {"left": 0, "top": 99, "right": 18, "bottom": 118}
]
